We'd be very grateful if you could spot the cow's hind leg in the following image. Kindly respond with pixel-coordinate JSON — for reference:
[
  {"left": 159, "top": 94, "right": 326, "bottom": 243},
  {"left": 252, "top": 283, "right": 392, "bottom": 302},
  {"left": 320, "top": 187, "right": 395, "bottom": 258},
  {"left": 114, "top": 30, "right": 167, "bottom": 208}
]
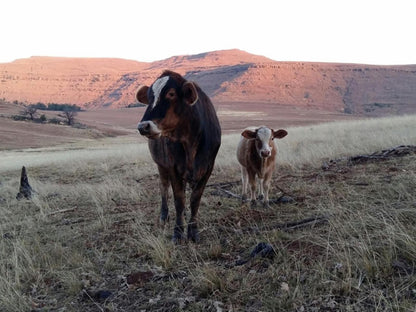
[
  {"left": 157, "top": 165, "right": 170, "bottom": 225},
  {"left": 188, "top": 171, "right": 212, "bottom": 242},
  {"left": 247, "top": 170, "right": 257, "bottom": 207}
]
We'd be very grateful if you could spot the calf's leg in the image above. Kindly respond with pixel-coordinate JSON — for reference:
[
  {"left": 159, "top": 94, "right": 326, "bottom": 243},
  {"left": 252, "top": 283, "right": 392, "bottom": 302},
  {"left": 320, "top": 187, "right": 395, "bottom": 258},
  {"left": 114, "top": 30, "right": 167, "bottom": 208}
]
[
  {"left": 262, "top": 171, "right": 273, "bottom": 208},
  {"left": 247, "top": 170, "right": 257, "bottom": 207},
  {"left": 258, "top": 177, "right": 265, "bottom": 201},
  {"left": 241, "top": 166, "right": 249, "bottom": 202}
]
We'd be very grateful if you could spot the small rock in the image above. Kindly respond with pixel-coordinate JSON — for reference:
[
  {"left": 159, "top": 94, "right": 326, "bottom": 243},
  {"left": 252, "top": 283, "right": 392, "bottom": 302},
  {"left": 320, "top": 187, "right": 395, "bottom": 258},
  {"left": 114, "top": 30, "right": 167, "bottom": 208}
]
[
  {"left": 3, "top": 233, "right": 13, "bottom": 239},
  {"left": 126, "top": 271, "right": 154, "bottom": 287},
  {"left": 84, "top": 289, "right": 112, "bottom": 301},
  {"left": 281, "top": 282, "right": 290, "bottom": 292},
  {"left": 250, "top": 242, "right": 276, "bottom": 259},
  {"left": 149, "top": 295, "right": 161, "bottom": 304},
  {"left": 16, "top": 166, "right": 33, "bottom": 200},
  {"left": 276, "top": 195, "right": 295, "bottom": 203}
]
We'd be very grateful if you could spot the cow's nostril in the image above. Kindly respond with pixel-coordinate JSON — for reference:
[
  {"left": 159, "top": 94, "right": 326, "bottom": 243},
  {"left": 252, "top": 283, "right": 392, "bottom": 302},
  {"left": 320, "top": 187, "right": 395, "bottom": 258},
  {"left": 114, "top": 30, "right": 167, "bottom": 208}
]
[
  {"left": 261, "top": 150, "right": 271, "bottom": 158},
  {"left": 138, "top": 122, "right": 150, "bottom": 135}
]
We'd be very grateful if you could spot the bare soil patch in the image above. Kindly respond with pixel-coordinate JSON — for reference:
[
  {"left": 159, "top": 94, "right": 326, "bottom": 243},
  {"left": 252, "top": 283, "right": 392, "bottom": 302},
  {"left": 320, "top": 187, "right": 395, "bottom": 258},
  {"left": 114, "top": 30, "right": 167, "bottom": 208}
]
[{"left": 0, "top": 102, "right": 354, "bottom": 150}]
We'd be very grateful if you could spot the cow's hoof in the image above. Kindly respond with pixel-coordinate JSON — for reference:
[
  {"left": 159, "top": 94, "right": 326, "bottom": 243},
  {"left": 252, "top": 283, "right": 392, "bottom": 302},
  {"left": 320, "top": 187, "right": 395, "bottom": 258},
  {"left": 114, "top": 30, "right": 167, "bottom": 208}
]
[
  {"left": 159, "top": 214, "right": 169, "bottom": 227},
  {"left": 258, "top": 194, "right": 264, "bottom": 201},
  {"left": 187, "top": 224, "right": 200, "bottom": 243},
  {"left": 172, "top": 226, "right": 185, "bottom": 244},
  {"left": 242, "top": 194, "right": 248, "bottom": 202},
  {"left": 250, "top": 199, "right": 257, "bottom": 208},
  {"left": 263, "top": 201, "right": 271, "bottom": 209}
]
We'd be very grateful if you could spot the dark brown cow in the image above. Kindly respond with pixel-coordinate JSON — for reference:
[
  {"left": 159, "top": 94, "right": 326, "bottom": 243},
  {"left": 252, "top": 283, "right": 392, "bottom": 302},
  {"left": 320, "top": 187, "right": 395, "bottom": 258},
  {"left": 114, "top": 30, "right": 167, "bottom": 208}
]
[
  {"left": 136, "top": 70, "right": 221, "bottom": 242},
  {"left": 236, "top": 126, "right": 287, "bottom": 207}
]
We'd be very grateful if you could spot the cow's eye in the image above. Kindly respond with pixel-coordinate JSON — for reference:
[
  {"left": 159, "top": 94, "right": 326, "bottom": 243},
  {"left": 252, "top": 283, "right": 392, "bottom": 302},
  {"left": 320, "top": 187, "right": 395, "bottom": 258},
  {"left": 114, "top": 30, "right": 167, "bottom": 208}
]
[{"left": 167, "top": 91, "right": 176, "bottom": 98}]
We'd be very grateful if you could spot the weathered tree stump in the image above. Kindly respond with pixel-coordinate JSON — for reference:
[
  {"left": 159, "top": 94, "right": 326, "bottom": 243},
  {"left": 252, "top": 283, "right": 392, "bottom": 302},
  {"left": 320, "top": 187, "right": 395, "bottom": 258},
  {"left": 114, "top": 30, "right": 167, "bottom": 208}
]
[{"left": 16, "top": 166, "right": 33, "bottom": 200}]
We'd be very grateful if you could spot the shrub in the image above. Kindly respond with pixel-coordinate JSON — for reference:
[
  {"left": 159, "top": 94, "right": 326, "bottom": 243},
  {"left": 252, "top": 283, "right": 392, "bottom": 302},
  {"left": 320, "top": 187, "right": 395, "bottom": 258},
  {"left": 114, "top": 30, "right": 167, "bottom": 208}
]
[{"left": 39, "top": 114, "right": 47, "bottom": 122}]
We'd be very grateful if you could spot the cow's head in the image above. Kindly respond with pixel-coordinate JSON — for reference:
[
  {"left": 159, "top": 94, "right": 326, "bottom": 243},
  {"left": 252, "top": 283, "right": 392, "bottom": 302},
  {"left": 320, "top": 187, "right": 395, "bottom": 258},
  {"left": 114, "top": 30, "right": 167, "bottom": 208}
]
[
  {"left": 242, "top": 126, "right": 287, "bottom": 158},
  {"left": 136, "top": 70, "right": 199, "bottom": 139}
]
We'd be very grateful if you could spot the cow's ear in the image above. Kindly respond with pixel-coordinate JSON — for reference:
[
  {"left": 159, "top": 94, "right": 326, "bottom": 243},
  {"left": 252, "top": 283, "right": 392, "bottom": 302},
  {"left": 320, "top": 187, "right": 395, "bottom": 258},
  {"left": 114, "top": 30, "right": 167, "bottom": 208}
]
[
  {"left": 136, "top": 85, "right": 149, "bottom": 105},
  {"left": 182, "top": 82, "right": 199, "bottom": 106},
  {"left": 273, "top": 129, "right": 288, "bottom": 139},
  {"left": 241, "top": 129, "right": 257, "bottom": 139}
]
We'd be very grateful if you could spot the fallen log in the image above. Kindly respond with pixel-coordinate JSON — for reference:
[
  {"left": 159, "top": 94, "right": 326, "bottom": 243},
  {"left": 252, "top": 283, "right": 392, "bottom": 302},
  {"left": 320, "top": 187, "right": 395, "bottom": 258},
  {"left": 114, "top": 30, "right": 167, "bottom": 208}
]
[
  {"left": 243, "top": 214, "right": 329, "bottom": 234},
  {"left": 349, "top": 145, "right": 416, "bottom": 164}
]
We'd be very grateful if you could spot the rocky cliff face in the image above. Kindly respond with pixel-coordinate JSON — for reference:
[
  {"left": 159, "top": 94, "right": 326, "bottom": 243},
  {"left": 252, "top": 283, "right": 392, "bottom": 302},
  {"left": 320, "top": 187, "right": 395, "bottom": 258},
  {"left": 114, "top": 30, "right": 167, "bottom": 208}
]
[{"left": 1, "top": 50, "right": 415, "bottom": 115}]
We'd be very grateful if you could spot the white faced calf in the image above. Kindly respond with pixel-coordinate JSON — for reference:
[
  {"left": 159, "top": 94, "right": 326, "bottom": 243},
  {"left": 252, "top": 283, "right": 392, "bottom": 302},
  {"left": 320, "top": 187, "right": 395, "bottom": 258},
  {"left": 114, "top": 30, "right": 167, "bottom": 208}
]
[{"left": 236, "top": 126, "right": 287, "bottom": 207}]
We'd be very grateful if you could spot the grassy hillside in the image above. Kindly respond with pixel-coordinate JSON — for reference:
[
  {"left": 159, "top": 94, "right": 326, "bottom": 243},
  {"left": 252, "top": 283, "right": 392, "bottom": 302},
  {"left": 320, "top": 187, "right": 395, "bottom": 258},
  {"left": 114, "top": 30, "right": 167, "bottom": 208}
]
[{"left": 0, "top": 115, "right": 415, "bottom": 311}]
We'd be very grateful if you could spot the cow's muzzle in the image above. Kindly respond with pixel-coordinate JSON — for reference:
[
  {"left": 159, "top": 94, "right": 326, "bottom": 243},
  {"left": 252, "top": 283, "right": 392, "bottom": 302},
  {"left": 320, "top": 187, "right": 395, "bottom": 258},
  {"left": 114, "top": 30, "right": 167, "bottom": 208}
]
[
  {"left": 138, "top": 121, "right": 161, "bottom": 138},
  {"left": 260, "top": 150, "right": 271, "bottom": 158}
]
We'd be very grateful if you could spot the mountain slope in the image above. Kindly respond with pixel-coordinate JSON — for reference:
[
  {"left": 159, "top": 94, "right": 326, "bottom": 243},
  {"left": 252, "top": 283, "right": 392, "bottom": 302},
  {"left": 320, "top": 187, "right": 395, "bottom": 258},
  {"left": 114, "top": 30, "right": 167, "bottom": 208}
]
[{"left": 1, "top": 49, "right": 416, "bottom": 115}]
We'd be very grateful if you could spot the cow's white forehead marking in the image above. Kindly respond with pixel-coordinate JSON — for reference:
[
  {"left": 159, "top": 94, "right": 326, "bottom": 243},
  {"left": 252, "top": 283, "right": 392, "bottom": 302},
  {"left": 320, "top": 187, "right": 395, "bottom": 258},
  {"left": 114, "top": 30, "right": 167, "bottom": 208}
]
[
  {"left": 257, "top": 127, "right": 272, "bottom": 143},
  {"left": 151, "top": 76, "right": 169, "bottom": 109}
]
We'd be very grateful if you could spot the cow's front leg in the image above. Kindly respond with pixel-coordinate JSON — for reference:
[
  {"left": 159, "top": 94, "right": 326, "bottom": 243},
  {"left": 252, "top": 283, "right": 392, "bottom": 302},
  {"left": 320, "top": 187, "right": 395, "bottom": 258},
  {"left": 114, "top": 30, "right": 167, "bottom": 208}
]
[
  {"left": 262, "top": 171, "right": 274, "bottom": 208},
  {"left": 258, "top": 177, "right": 265, "bottom": 201},
  {"left": 171, "top": 178, "right": 186, "bottom": 243},
  {"left": 247, "top": 170, "right": 257, "bottom": 207},
  {"left": 157, "top": 165, "right": 170, "bottom": 225}
]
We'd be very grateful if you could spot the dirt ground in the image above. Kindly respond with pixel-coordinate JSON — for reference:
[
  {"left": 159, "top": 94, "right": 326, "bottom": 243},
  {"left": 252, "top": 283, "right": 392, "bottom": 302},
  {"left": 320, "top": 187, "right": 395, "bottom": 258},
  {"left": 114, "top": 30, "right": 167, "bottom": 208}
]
[{"left": 0, "top": 102, "right": 353, "bottom": 150}]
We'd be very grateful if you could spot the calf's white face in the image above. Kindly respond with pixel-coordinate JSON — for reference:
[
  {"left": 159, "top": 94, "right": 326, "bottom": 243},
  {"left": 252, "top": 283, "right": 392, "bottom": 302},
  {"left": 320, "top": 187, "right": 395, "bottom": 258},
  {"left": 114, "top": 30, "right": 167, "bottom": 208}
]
[
  {"left": 255, "top": 127, "right": 273, "bottom": 158},
  {"left": 241, "top": 126, "right": 288, "bottom": 159}
]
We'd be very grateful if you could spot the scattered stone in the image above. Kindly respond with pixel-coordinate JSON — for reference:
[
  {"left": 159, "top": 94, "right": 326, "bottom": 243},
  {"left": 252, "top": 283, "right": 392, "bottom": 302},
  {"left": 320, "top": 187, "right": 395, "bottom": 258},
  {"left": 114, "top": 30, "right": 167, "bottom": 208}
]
[
  {"left": 235, "top": 242, "right": 276, "bottom": 266},
  {"left": 149, "top": 295, "right": 161, "bottom": 304},
  {"left": 273, "top": 195, "right": 295, "bottom": 204},
  {"left": 3, "top": 233, "right": 13, "bottom": 239},
  {"left": 16, "top": 166, "right": 33, "bottom": 200},
  {"left": 249, "top": 242, "right": 276, "bottom": 259},
  {"left": 126, "top": 271, "right": 154, "bottom": 287},
  {"left": 280, "top": 282, "right": 290, "bottom": 292},
  {"left": 83, "top": 289, "right": 112, "bottom": 301}
]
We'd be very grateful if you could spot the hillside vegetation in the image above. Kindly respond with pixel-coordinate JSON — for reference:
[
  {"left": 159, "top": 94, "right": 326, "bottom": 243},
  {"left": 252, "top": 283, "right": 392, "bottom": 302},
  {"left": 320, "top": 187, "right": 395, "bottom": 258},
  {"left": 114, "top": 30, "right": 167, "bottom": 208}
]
[{"left": 0, "top": 115, "right": 415, "bottom": 311}]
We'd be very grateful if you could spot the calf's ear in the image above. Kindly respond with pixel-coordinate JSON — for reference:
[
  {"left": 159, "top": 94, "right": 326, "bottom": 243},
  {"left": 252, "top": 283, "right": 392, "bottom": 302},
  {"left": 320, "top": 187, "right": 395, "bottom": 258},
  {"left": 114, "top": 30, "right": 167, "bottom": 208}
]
[
  {"left": 182, "top": 82, "right": 199, "bottom": 106},
  {"left": 241, "top": 129, "right": 257, "bottom": 139},
  {"left": 136, "top": 85, "right": 149, "bottom": 105},
  {"left": 273, "top": 129, "right": 288, "bottom": 139}
]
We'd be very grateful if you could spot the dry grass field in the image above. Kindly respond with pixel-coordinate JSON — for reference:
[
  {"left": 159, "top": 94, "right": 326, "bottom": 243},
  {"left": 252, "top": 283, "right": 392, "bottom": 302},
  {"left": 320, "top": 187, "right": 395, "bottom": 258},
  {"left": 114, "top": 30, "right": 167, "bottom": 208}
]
[{"left": 0, "top": 115, "right": 416, "bottom": 311}]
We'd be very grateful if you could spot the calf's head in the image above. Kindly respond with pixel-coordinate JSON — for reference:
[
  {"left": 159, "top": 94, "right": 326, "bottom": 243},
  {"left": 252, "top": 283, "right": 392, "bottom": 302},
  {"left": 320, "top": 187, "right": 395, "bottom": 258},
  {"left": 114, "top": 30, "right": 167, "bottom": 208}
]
[
  {"left": 242, "top": 126, "right": 288, "bottom": 158},
  {"left": 136, "top": 70, "right": 199, "bottom": 139}
]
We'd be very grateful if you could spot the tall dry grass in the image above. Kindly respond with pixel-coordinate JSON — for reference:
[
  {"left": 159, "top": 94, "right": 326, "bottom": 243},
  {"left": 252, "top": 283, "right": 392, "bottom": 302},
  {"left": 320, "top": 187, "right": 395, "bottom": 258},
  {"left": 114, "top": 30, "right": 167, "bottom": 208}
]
[
  {"left": 216, "top": 114, "right": 416, "bottom": 170},
  {"left": 0, "top": 114, "right": 415, "bottom": 310}
]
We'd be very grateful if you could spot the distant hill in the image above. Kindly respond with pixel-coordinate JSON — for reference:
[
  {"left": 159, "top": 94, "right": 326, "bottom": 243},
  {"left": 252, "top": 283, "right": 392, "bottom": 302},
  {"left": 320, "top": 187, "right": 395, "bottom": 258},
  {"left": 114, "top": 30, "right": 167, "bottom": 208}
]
[{"left": 1, "top": 49, "right": 416, "bottom": 115}]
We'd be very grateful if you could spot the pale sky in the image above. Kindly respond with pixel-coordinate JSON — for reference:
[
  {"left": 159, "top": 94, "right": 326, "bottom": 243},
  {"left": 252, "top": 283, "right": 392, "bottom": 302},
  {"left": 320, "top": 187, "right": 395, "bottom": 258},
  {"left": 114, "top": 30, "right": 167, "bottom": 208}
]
[{"left": 1, "top": 0, "right": 415, "bottom": 65}]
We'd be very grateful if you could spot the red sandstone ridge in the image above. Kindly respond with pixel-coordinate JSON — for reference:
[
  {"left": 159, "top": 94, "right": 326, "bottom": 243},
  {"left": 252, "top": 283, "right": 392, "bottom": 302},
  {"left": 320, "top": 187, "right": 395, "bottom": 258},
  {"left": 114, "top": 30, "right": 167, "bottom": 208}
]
[{"left": 1, "top": 49, "right": 416, "bottom": 115}]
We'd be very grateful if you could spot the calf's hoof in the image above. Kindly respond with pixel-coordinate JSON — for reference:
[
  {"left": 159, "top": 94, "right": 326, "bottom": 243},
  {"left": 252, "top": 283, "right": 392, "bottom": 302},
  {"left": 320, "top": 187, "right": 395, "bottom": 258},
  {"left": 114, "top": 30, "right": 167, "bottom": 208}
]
[
  {"left": 187, "top": 223, "right": 200, "bottom": 243},
  {"left": 263, "top": 201, "right": 271, "bottom": 209}
]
